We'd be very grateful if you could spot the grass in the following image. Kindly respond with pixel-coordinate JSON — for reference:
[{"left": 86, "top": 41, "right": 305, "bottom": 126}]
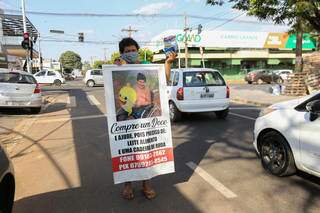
[{"left": 222, "top": 74, "right": 245, "bottom": 80}]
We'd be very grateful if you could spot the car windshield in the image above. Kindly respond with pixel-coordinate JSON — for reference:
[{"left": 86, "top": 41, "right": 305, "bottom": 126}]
[
  {"left": 183, "top": 71, "right": 225, "bottom": 87},
  {"left": 0, "top": 73, "right": 36, "bottom": 84}
]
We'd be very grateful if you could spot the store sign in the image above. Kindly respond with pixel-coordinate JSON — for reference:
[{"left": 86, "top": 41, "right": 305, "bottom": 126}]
[
  {"left": 148, "top": 30, "right": 317, "bottom": 52},
  {"left": 176, "top": 33, "right": 201, "bottom": 43}
]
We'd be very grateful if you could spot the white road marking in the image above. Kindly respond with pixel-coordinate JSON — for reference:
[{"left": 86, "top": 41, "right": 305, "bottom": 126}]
[
  {"left": 186, "top": 161, "right": 237, "bottom": 199},
  {"left": 205, "top": 139, "right": 216, "bottom": 144},
  {"left": 229, "top": 112, "right": 256, "bottom": 121},
  {"left": 87, "top": 95, "right": 101, "bottom": 106},
  {"left": 36, "top": 114, "right": 107, "bottom": 123},
  {"left": 66, "top": 96, "right": 77, "bottom": 108}
]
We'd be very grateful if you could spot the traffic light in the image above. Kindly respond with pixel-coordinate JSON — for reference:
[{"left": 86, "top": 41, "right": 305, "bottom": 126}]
[
  {"left": 21, "top": 32, "right": 31, "bottom": 50},
  {"left": 197, "top": 24, "right": 203, "bottom": 35},
  {"left": 78, "top": 32, "right": 84, "bottom": 42}
]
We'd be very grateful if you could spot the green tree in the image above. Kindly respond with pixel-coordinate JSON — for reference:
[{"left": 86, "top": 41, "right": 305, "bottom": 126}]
[
  {"left": 139, "top": 48, "right": 154, "bottom": 63},
  {"left": 206, "top": 0, "right": 320, "bottom": 72},
  {"left": 82, "top": 61, "right": 91, "bottom": 71},
  {"left": 93, "top": 60, "right": 105, "bottom": 69},
  {"left": 59, "top": 51, "right": 82, "bottom": 73}
]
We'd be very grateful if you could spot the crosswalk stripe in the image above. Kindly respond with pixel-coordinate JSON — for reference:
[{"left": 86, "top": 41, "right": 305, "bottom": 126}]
[
  {"left": 87, "top": 95, "right": 101, "bottom": 106},
  {"left": 66, "top": 96, "right": 77, "bottom": 108}
]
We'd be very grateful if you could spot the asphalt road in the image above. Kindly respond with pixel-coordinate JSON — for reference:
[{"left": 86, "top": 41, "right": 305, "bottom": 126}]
[{"left": 2, "top": 80, "right": 320, "bottom": 213}]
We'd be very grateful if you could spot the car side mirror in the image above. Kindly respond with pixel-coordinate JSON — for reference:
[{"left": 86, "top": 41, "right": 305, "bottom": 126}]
[{"left": 306, "top": 100, "right": 320, "bottom": 121}]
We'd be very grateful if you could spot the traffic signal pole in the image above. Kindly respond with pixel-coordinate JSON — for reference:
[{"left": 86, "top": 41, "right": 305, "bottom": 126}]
[{"left": 21, "top": 0, "right": 31, "bottom": 73}]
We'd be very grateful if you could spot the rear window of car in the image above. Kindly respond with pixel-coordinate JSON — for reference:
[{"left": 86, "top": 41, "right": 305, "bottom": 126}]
[
  {"left": 183, "top": 71, "right": 225, "bottom": 87},
  {"left": 91, "top": 70, "right": 102, "bottom": 75},
  {"left": 0, "top": 73, "right": 36, "bottom": 84}
]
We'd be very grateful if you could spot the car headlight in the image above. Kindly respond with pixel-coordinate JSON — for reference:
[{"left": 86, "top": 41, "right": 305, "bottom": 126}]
[{"left": 259, "top": 107, "right": 277, "bottom": 117}]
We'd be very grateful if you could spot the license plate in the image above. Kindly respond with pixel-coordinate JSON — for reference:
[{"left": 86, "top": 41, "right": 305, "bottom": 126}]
[
  {"left": 200, "top": 93, "right": 214, "bottom": 98},
  {"left": 5, "top": 101, "right": 26, "bottom": 106}
]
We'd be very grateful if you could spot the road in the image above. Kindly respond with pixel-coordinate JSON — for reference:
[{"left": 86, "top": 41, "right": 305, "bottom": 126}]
[{"left": 1, "top": 79, "right": 320, "bottom": 213}]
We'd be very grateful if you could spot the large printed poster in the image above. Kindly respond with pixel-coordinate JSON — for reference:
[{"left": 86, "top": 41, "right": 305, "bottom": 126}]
[{"left": 103, "top": 64, "right": 175, "bottom": 184}]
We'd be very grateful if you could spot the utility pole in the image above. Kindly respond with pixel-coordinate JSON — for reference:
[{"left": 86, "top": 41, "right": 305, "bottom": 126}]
[
  {"left": 184, "top": 13, "right": 189, "bottom": 68},
  {"left": 21, "top": 0, "right": 31, "bottom": 73},
  {"left": 102, "top": 48, "right": 107, "bottom": 61},
  {"left": 38, "top": 33, "right": 42, "bottom": 70},
  {"left": 121, "top": 26, "right": 138, "bottom": 38}
]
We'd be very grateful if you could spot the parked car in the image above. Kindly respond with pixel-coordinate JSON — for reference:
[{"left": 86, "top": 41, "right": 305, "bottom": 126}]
[
  {"left": 84, "top": 69, "right": 104, "bottom": 87},
  {"left": 0, "top": 69, "right": 42, "bottom": 114},
  {"left": 273, "top": 69, "right": 293, "bottom": 82},
  {"left": 0, "top": 142, "right": 15, "bottom": 213},
  {"left": 63, "top": 72, "right": 75, "bottom": 81},
  {"left": 245, "top": 69, "right": 281, "bottom": 84},
  {"left": 33, "top": 70, "right": 65, "bottom": 86},
  {"left": 167, "top": 68, "right": 230, "bottom": 122},
  {"left": 254, "top": 91, "right": 320, "bottom": 177},
  {"left": 71, "top": 69, "right": 83, "bottom": 78}
]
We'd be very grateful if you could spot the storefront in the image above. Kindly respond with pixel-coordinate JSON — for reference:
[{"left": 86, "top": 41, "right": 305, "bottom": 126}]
[{"left": 147, "top": 30, "right": 317, "bottom": 74}]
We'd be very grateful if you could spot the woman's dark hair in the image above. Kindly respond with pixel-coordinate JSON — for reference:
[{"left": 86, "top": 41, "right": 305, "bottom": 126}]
[{"left": 119, "top": 37, "right": 140, "bottom": 54}]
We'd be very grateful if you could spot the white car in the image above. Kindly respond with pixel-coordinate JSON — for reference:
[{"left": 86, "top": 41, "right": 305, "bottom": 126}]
[
  {"left": 254, "top": 91, "right": 320, "bottom": 177},
  {"left": 0, "top": 69, "right": 42, "bottom": 113},
  {"left": 273, "top": 69, "right": 293, "bottom": 82},
  {"left": 33, "top": 70, "right": 65, "bottom": 86},
  {"left": 167, "top": 68, "right": 230, "bottom": 122},
  {"left": 83, "top": 69, "right": 104, "bottom": 87}
]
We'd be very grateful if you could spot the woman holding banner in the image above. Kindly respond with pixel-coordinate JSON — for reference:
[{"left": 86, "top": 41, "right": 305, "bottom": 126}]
[{"left": 114, "top": 37, "right": 176, "bottom": 200}]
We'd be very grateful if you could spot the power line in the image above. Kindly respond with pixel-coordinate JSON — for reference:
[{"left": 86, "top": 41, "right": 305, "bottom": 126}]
[
  {"left": 4, "top": 9, "right": 277, "bottom": 26},
  {"left": 208, "top": 12, "right": 246, "bottom": 30}
]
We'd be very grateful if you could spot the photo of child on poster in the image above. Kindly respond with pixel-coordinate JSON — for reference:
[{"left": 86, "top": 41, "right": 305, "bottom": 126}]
[{"left": 113, "top": 70, "right": 162, "bottom": 122}]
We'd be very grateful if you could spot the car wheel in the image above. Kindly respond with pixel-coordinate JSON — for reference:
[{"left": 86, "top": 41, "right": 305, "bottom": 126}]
[
  {"left": 248, "top": 81, "right": 253, "bottom": 84},
  {"left": 169, "top": 101, "right": 181, "bottom": 122},
  {"left": 53, "top": 79, "right": 62, "bottom": 86},
  {"left": 0, "top": 175, "right": 15, "bottom": 213},
  {"left": 87, "top": 80, "right": 95, "bottom": 87},
  {"left": 30, "top": 107, "right": 41, "bottom": 114},
  {"left": 260, "top": 131, "right": 296, "bottom": 176},
  {"left": 215, "top": 108, "right": 229, "bottom": 119}
]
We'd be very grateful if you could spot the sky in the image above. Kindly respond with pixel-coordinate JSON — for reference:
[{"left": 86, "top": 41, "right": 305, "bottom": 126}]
[{"left": 1, "top": 0, "right": 290, "bottom": 62}]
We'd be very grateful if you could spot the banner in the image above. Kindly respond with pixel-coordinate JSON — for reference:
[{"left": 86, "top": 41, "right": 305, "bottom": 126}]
[
  {"left": 148, "top": 30, "right": 316, "bottom": 51},
  {"left": 103, "top": 64, "right": 175, "bottom": 184}
]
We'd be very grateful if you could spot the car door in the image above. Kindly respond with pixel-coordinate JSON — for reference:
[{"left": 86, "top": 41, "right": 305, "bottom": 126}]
[
  {"left": 299, "top": 94, "right": 320, "bottom": 173},
  {"left": 34, "top": 71, "right": 46, "bottom": 84},
  {"left": 167, "top": 71, "right": 179, "bottom": 101},
  {"left": 47, "top": 71, "right": 57, "bottom": 84},
  {"left": 97, "top": 70, "right": 104, "bottom": 85}
]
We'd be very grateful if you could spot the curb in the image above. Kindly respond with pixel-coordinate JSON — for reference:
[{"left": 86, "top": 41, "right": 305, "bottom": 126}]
[{"left": 231, "top": 98, "right": 271, "bottom": 108}]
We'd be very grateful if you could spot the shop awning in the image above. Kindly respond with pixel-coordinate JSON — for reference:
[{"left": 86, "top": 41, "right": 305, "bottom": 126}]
[{"left": 267, "top": 59, "right": 280, "bottom": 65}]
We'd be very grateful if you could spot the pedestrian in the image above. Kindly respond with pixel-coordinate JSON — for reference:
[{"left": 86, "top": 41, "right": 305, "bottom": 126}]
[{"left": 114, "top": 37, "right": 176, "bottom": 200}]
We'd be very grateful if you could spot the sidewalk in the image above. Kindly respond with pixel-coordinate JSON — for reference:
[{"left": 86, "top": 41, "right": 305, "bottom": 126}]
[{"left": 230, "top": 85, "right": 298, "bottom": 107}]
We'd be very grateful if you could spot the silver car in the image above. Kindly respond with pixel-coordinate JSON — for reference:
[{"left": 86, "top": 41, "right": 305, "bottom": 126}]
[
  {"left": 83, "top": 69, "right": 104, "bottom": 87},
  {"left": 0, "top": 142, "right": 15, "bottom": 213},
  {"left": 0, "top": 69, "right": 42, "bottom": 114}
]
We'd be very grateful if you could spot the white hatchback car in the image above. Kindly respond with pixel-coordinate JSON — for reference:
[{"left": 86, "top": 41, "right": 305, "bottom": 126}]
[
  {"left": 254, "top": 91, "right": 320, "bottom": 177},
  {"left": 0, "top": 69, "right": 42, "bottom": 113},
  {"left": 83, "top": 69, "right": 104, "bottom": 87},
  {"left": 167, "top": 68, "right": 230, "bottom": 121},
  {"left": 33, "top": 70, "right": 65, "bottom": 86}
]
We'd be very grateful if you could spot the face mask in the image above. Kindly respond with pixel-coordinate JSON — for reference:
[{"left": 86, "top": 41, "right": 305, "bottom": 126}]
[{"left": 121, "top": 52, "right": 139, "bottom": 64}]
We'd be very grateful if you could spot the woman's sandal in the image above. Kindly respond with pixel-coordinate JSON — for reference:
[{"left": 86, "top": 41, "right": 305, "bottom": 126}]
[
  {"left": 122, "top": 185, "right": 134, "bottom": 200},
  {"left": 142, "top": 187, "right": 157, "bottom": 200}
]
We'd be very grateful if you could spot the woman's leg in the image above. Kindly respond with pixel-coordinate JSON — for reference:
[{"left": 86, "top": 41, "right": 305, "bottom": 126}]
[
  {"left": 122, "top": 182, "right": 134, "bottom": 200},
  {"left": 142, "top": 180, "right": 156, "bottom": 199}
]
